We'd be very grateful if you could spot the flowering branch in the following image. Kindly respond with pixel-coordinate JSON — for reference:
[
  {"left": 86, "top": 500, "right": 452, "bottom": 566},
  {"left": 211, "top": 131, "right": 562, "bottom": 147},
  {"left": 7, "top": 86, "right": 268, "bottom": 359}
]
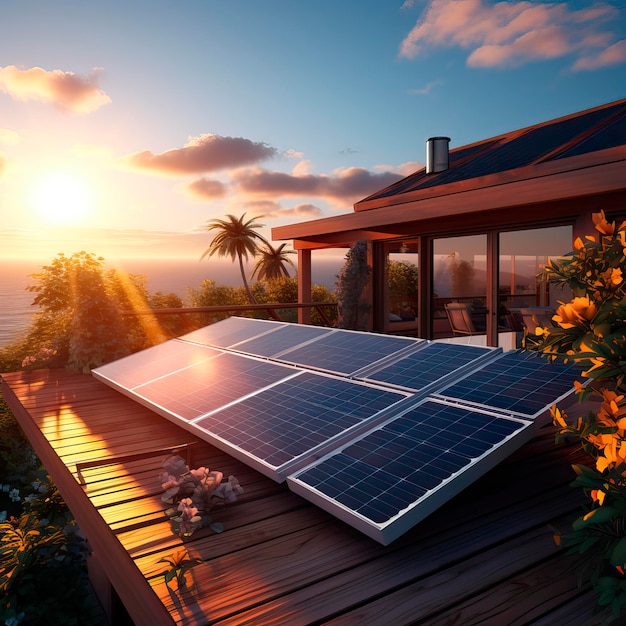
[{"left": 160, "top": 453, "right": 243, "bottom": 538}]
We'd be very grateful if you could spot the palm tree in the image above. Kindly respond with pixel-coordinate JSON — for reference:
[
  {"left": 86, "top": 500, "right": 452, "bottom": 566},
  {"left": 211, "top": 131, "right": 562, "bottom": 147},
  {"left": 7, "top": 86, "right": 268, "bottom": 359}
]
[
  {"left": 200, "top": 213, "right": 269, "bottom": 303},
  {"left": 252, "top": 243, "right": 296, "bottom": 282}
]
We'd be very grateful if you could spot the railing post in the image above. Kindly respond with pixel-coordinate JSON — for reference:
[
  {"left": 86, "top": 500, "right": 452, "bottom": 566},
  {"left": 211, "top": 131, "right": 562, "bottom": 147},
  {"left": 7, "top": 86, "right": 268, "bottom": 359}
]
[{"left": 298, "top": 249, "right": 312, "bottom": 325}]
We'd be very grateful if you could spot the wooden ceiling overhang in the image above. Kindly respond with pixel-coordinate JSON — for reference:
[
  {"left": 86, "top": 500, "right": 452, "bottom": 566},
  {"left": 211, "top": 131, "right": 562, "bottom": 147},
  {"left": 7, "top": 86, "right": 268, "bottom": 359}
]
[{"left": 272, "top": 145, "right": 626, "bottom": 251}]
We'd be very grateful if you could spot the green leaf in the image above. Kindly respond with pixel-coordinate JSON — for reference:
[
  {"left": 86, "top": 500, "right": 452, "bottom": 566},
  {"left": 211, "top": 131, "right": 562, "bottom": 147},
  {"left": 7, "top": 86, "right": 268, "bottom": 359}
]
[
  {"left": 610, "top": 536, "right": 626, "bottom": 568},
  {"left": 572, "top": 506, "right": 618, "bottom": 529}
]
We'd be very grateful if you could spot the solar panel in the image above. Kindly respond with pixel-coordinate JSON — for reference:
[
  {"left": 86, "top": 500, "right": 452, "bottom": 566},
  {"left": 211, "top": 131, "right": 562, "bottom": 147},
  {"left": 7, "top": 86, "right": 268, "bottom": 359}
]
[
  {"left": 92, "top": 339, "right": 222, "bottom": 390},
  {"left": 231, "top": 323, "right": 334, "bottom": 358},
  {"left": 193, "top": 371, "right": 410, "bottom": 481},
  {"left": 288, "top": 398, "right": 529, "bottom": 545},
  {"left": 129, "top": 352, "right": 296, "bottom": 422},
  {"left": 180, "top": 316, "right": 281, "bottom": 348},
  {"left": 276, "top": 329, "right": 421, "bottom": 376},
  {"left": 435, "top": 350, "right": 579, "bottom": 419},
  {"left": 363, "top": 342, "right": 496, "bottom": 392},
  {"left": 93, "top": 317, "right": 580, "bottom": 545}
]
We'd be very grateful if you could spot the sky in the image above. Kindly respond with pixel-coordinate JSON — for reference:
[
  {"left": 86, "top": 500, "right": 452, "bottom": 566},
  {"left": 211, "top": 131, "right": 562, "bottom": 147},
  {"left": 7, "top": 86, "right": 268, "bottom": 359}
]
[{"left": 0, "top": 0, "right": 625, "bottom": 262}]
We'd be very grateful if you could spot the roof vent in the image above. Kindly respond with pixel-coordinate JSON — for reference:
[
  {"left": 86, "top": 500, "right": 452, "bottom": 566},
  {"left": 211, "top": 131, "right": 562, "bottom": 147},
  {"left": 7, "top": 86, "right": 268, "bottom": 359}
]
[{"left": 426, "top": 136, "right": 450, "bottom": 174}]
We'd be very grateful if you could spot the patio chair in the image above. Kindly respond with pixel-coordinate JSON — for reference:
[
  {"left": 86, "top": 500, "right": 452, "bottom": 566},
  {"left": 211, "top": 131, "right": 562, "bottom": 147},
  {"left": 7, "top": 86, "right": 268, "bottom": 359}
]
[
  {"left": 520, "top": 308, "right": 553, "bottom": 334},
  {"left": 445, "top": 302, "right": 477, "bottom": 336}
]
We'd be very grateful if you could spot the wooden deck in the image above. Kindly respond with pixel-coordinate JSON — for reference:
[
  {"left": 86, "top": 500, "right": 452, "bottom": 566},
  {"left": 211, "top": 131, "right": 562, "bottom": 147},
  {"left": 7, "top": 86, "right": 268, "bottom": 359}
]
[{"left": 1, "top": 368, "right": 610, "bottom": 625}]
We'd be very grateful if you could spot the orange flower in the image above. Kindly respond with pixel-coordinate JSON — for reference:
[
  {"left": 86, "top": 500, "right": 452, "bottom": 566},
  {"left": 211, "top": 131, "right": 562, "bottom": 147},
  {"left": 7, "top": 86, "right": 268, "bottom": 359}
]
[
  {"left": 590, "top": 488, "right": 606, "bottom": 506},
  {"left": 610, "top": 267, "right": 623, "bottom": 285},
  {"left": 593, "top": 210, "right": 615, "bottom": 236},
  {"left": 552, "top": 296, "right": 597, "bottom": 329},
  {"left": 596, "top": 438, "right": 626, "bottom": 472}
]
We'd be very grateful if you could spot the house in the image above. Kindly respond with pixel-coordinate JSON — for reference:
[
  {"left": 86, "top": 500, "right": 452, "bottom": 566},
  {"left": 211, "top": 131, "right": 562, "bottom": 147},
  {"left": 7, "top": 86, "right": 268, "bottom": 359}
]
[{"left": 272, "top": 98, "right": 626, "bottom": 347}]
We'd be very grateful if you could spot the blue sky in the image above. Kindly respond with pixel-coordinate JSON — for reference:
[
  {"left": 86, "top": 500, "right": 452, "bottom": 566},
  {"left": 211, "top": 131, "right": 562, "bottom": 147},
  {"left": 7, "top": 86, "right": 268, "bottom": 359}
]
[{"left": 0, "top": 0, "right": 624, "bottom": 260}]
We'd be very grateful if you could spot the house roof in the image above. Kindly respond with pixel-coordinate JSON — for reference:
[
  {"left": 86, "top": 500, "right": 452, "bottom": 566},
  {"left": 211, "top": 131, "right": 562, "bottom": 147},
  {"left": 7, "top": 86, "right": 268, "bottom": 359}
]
[
  {"left": 272, "top": 98, "right": 626, "bottom": 248},
  {"left": 0, "top": 368, "right": 610, "bottom": 625}
]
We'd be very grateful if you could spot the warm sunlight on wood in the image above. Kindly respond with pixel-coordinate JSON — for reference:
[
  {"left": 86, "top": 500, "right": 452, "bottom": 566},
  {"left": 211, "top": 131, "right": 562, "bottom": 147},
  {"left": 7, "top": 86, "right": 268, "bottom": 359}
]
[{"left": 30, "top": 171, "right": 93, "bottom": 224}]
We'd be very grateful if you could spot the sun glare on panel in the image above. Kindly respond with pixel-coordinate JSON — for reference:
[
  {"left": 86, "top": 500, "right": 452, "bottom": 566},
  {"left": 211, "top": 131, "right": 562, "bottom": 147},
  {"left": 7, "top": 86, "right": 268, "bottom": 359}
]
[{"left": 30, "top": 171, "right": 94, "bottom": 224}]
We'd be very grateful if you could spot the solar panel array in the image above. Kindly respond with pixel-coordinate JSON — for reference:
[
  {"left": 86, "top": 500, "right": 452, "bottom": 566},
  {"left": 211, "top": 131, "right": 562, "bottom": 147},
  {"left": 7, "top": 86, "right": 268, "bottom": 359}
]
[{"left": 93, "top": 316, "right": 581, "bottom": 544}]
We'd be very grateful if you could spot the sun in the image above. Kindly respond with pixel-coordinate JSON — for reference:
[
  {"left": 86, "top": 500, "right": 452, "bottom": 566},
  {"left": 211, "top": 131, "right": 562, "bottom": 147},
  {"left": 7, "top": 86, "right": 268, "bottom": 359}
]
[{"left": 30, "top": 171, "right": 94, "bottom": 224}]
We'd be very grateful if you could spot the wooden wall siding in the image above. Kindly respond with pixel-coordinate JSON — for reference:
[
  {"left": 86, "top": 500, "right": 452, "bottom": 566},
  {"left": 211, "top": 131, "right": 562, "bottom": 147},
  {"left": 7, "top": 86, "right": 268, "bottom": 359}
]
[{"left": 1, "top": 368, "right": 612, "bottom": 625}]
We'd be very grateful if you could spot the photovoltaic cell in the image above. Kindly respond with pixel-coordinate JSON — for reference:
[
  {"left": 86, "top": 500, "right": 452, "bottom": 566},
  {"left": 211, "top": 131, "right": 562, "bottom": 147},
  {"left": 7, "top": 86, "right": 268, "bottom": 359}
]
[
  {"left": 180, "top": 316, "right": 281, "bottom": 348},
  {"left": 288, "top": 399, "right": 527, "bottom": 544},
  {"left": 131, "top": 352, "right": 295, "bottom": 422},
  {"left": 277, "top": 330, "right": 420, "bottom": 375},
  {"left": 364, "top": 342, "right": 493, "bottom": 391},
  {"left": 92, "top": 340, "right": 222, "bottom": 390},
  {"left": 232, "top": 323, "right": 334, "bottom": 358},
  {"left": 436, "top": 350, "right": 579, "bottom": 418},
  {"left": 194, "top": 371, "right": 409, "bottom": 479}
]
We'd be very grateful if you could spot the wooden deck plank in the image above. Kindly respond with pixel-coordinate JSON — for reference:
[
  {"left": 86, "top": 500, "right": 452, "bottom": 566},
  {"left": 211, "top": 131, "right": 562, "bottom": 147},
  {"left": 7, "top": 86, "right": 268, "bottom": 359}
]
[{"left": 1, "top": 369, "right": 604, "bottom": 626}]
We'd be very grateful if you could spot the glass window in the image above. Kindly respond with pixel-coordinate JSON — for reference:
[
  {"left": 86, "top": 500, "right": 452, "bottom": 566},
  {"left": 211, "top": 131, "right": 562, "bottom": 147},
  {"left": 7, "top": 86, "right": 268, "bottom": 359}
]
[
  {"left": 499, "top": 226, "right": 572, "bottom": 347},
  {"left": 433, "top": 235, "right": 487, "bottom": 340},
  {"left": 383, "top": 240, "right": 419, "bottom": 335}
]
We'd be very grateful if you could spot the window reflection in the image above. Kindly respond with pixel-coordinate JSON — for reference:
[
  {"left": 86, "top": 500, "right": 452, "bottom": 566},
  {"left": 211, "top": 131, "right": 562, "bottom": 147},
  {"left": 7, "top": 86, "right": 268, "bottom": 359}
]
[
  {"left": 433, "top": 235, "right": 487, "bottom": 339},
  {"left": 499, "top": 226, "right": 572, "bottom": 347}
]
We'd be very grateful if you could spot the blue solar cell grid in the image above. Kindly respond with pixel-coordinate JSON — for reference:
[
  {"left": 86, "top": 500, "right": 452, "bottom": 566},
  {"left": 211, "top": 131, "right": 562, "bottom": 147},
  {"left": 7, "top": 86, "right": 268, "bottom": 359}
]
[
  {"left": 436, "top": 351, "right": 578, "bottom": 417},
  {"left": 194, "top": 371, "right": 408, "bottom": 474},
  {"left": 233, "top": 323, "right": 334, "bottom": 358},
  {"left": 293, "top": 400, "right": 524, "bottom": 525},
  {"left": 278, "top": 330, "right": 420, "bottom": 375},
  {"left": 132, "top": 352, "right": 295, "bottom": 421},
  {"left": 180, "top": 316, "right": 280, "bottom": 348},
  {"left": 365, "top": 342, "right": 491, "bottom": 391}
]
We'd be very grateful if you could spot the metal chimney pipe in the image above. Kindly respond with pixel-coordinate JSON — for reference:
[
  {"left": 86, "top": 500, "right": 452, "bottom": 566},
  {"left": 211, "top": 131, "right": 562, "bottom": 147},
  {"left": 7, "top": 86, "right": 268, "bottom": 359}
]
[{"left": 426, "top": 136, "right": 450, "bottom": 174}]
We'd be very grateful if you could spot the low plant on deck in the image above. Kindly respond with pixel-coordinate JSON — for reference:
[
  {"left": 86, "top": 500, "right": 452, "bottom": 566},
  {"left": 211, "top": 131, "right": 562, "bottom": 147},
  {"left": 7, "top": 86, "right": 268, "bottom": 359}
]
[
  {"left": 160, "top": 453, "right": 243, "bottom": 538},
  {"left": 526, "top": 210, "right": 626, "bottom": 619}
]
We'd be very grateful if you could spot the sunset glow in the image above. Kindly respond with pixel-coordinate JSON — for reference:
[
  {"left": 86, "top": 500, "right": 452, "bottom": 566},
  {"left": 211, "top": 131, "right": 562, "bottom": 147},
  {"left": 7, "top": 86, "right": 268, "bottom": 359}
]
[
  {"left": 0, "top": 1, "right": 623, "bottom": 260},
  {"left": 30, "top": 172, "right": 93, "bottom": 224}
]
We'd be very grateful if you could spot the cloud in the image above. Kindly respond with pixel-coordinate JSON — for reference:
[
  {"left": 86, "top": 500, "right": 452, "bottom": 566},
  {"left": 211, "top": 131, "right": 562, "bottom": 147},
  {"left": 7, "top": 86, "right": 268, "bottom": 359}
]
[
  {"left": 185, "top": 177, "right": 227, "bottom": 200},
  {"left": 240, "top": 200, "right": 324, "bottom": 219},
  {"left": 572, "top": 39, "right": 626, "bottom": 70},
  {"left": 399, "top": 0, "right": 625, "bottom": 70},
  {"left": 233, "top": 166, "right": 405, "bottom": 206},
  {"left": 123, "top": 133, "right": 277, "bottom": 175},
  {"left": 410, "top": 79, "right": 442, "bottom": 95},
  {"left": 0, "top": 65, "right": 111, "bottom": 112},
  {"left": 0, "top": 128, "right": 20, "bottom": 145}
]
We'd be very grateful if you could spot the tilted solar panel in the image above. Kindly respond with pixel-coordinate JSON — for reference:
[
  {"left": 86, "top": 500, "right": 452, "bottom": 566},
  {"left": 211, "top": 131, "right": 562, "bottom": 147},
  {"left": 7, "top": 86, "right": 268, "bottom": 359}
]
[
  {"left": 288, "top": 398, "right": 529, "bottom": 545},
  {"left": 180, "top": 316, "right": 281, "bottom": 348},
  {"left": 231, "top": 323, "right": 334, "bottom": 358},
  {"left": 130, "top": 351, "right": 296, "bottom": 422},
  {"left": 193, "top": 371, "right": 410, "bottom": 481},
  {"left": 362, "top": 342, "right": 497, "bottom": 392},
  {"left": 92, "top": 339, "right": 222, "bottom": 391},
  {"left": 435, "top": 350, "right": 579, "bottom": 419},
  {"left": 277, "top": 329, "right": 421, "bottom": 376}
]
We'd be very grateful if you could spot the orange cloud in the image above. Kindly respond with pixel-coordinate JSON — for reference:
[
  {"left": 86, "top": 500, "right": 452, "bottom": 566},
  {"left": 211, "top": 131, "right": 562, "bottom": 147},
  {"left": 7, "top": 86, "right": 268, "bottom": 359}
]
[
  {"left": 185, "top": 177, "right": 227, "bottom": 200},
  {"left": 573, "top": 40, "right": 626, "bottom": 70},
  {"left": 123, "top": 133, "right": 277, "bottom": 175},
  {"left": 241, "top": 200, "right": 324, "bottom": 219},
  {"left": 0, "top": 65, "right": 111, "bottom": 112},
  {"left": 233, "top": 166, "right": 404, "bottom": 206},
  {"left": 399, "top": 0, "right": 624, "bottom": 71}
]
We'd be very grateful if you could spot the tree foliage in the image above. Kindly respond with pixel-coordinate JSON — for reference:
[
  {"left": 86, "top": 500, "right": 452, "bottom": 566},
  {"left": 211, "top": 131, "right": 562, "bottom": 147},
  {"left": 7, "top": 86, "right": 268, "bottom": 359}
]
[
  {"left": 200, "top": 213, "right": 269, "bottom": 304},
  {"left": 0, "top": 252, "right": 166, "bottom": 373},
  {"left": 252, "top": 243, "right": 296, "bottom": 282}
]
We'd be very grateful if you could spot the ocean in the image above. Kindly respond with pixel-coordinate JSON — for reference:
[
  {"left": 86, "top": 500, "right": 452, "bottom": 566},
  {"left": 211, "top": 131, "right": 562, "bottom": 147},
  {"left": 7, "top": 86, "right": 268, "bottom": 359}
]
[{"left": 0, "top": 255, "right": 343, "bottom": 348}]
